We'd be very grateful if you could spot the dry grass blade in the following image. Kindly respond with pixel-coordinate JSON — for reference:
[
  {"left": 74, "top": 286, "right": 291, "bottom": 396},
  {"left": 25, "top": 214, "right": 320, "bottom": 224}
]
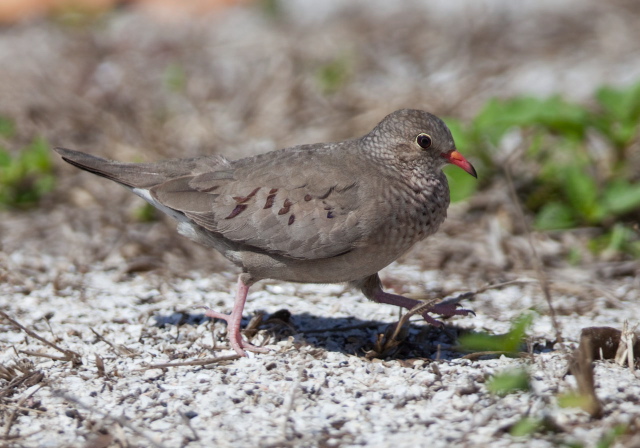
[
  {"left": 0, "top": 367, "right": 44, "bottom": 401},
  {"left": 2, "top": 385, "right": 43, "bottom": 440},
  {"left": 0, "top": 311, "right": 81, "bottom": 366},
  {"left": 365, "top": 299, "right": 440, "bottom": 358},
  {"left": 615, "top": 321, "right": 639, "bottom": 371},
  {"left": 16, "top": 350, "right": 77, "bottom": 363},
  {"left": 459, "top": 351, "right": 530, "bottom": 360},
  {"left": 390, "top": 299, "right": 440, "bottom": 342},
  {"left": 503, "top": 165, "right": 563, "bottom": 344},
  {"left": 281, "top": 365, "right": 304, "bottom": 441},
  {"left": 51, "top": 389, "right": 168, "bottom": 448},
  {"left": 404, "top": 281, "right": 536, "bottom": 326},
  {"left": 90, "top": 328, "right": 137, "bottom": 357},
  {"left": 95, "top": 355, "right": 106, "bottom": 377},
  {"left": 303, "top": 321, "right": 381, "bottom": 334},
  {"left": 474, "top": 279, "right": 538, "bottom": 294},
  {"left": 142, "top": 355, "right": 241, "bottom": 369}
]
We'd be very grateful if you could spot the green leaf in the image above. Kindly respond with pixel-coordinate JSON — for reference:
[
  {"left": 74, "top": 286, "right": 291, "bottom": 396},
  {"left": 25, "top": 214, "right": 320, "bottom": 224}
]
[
  {"left": 22, "top": 137, "right": 52, "bottom": 170},
  {"left": 444, "top": 165, "right": 478, "bottom": 202},
  {"left": 562, "top": 165, "right": 602, "bottom": 223},
  {"left": 316, "top": 55, "right": 351, "bottom": 94},
  {"left": 603, "top": 180, "right": 640, "bottom": 215},
  {"left": 472, "top": 96, "right": 589, "bottom": 146},
  {"left": 0, "top": 137, "right": 54, "bottom": 208},
  {"left": 596, "top": 424, "right": 628, "bottom": 448},
  {"left": 443, "top": 118, "right": 471, "bottom": 153},
  {"left": 510, "top": 417, "right": 542, "bottom": 437},
  {"left": 0, "top": 147, "right": 11, "bottom": 167},
  {"left": 535, "top": 202, "right": 576, "bottom": 230},
  {"left": 486, "top": 368, "right": 531, "bottom": 396},
  {"left": 133, "top": 203, "right": 159, "bottom": 222},
  {"left": 558, "top": 392, "right": 602, "bottom": 417},
  {"left": 596, "top": 82, "right": 640, "bottom": 122},
  {"left": 537, "top": 96, "right": 590, "bottom": 139},
  {"left": 460, "top": 312, "right": 534, "bottom": 353},
  {"left": 260, "top": 0, "right": 283, "bottom": 18},
  {"left": 0, "top": 116, "right": 15, "bottom": 138},
  {"left": 594, "top": 82, "right": 640, "bottom": 148},
  {"left": 567, "top": 247, "right": 582, "bottom": 265},
  {"left": 164, "top": 63, "right": 187, "bottom": 93}
]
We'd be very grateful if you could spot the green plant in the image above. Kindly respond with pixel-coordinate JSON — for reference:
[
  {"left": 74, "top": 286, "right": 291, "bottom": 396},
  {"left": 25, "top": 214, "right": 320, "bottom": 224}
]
[
  {"left": 460, "top": 312, "right": 535, "bottom": 353},
  {"left": 459, "top": 313, "right": 534, "bottom": 397},
  {"left": 509, "top": 417, "right": 544, "bottom": 437},
  {"left": 444, "top": 118, "right": 479, "bottom": 202},
  {"left": 594, "top": 82, "right": 640, "bottom": 155},
  {"left": 315, "top": 55, "right": 352, "bottom": 94},
  {"left": 596, "top": 425, "right": 628, "bottom": 448},
  {"left": 0, "top": 116, "right": 15, "bottom": 138},
  {"left": 0, "top": 135, "right": 55, "bottom": 208},
  {"left": 133, "top": 202, "right": 159, "bottom": 223},
  {"left": 589, "top": 223, "right": 640, "bottom": 258},
  {"left": 557, "top": 391, "right": 599, "bottom": 414},
  {"left": 447, "top": 81, "right": 640, "bottom": 257},
  {"left": 164, "top": 63, "right": 187, "bottom": 93},
  {"left": 486, "top": 368, "right": 531, "bottom": 397}
]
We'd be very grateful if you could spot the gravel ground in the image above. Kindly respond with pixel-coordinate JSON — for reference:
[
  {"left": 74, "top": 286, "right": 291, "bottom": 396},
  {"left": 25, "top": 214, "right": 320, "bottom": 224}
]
[
  {"left": 1, "top": 258, "right": 639, "bottom": 447},
  {"left": 1, "top": 1, "right": 640, "bottom": 447}
]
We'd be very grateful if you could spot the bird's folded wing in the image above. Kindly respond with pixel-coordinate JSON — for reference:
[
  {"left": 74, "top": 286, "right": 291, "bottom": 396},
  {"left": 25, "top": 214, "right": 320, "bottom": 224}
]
[{"left": 150, "top": 147, "right": 370, "bottom": 260}]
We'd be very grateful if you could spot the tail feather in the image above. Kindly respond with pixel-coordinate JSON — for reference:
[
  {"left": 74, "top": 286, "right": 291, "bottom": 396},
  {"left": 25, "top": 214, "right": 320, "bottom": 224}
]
[{"left": 53, "top": 147, "right": 230, "bottom": 189}]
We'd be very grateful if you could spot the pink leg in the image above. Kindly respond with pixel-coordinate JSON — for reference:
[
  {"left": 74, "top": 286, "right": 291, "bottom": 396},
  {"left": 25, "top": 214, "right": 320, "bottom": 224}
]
[
  {"left": 354, "top": 274, "right": 474, "bottom": 327},
  {"left": 204, "top": 275, "right": 269, "bottom": 357},
  {"left": 373, "top": 290, "right": 473, "bottom": 326}
]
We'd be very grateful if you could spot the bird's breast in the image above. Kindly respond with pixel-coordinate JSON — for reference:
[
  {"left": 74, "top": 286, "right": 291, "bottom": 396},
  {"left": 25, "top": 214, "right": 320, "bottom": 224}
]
[{"left": 370, "top": 173, "right": 450, "bottom": 257}]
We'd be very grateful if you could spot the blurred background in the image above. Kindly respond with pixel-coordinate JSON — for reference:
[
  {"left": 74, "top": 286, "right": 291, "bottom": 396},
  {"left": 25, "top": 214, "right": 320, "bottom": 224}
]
[{"left": 0, "top": 0, "right": 639, "bottom": 287}]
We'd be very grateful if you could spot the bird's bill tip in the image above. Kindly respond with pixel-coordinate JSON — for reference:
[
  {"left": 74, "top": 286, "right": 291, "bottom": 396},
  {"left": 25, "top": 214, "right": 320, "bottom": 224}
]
[{"left": 442, "top": 150, "right": 477, "bottom": 178}]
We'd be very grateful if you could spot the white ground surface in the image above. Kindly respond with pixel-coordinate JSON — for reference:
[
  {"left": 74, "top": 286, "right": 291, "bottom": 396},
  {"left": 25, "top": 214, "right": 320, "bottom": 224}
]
[
  {"left": 1, "top": 254, "right": 639, "bottom": 447},
  {"left": 1, "top": 1, "right": 640, "bottom": 447}
]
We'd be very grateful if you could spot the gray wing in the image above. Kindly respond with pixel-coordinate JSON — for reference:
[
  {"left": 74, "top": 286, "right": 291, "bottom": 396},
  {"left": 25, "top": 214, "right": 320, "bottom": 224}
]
[{"left": 151, "top": 144, "right": 370, "bottom": 260}]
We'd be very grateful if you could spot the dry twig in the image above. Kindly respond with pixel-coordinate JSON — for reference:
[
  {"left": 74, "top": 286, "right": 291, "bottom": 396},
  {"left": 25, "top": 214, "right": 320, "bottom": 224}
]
[
  {"left": 142, "top": 355, "right": 241, "bottom": 369},
  {"left": 0, "top": 311, "right": 81, "bottom": 366},
  {"left": 51, "top": 389, "right": 169, "bottom": 448},
  {"left": 503, "top": 165, "right": 563, "bottom": 343}
]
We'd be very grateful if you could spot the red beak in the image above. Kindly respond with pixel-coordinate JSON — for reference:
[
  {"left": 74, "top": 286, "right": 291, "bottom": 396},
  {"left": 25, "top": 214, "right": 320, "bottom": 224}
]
[{"left": 442, "top": 150, "right": 477, "bottom": 178}]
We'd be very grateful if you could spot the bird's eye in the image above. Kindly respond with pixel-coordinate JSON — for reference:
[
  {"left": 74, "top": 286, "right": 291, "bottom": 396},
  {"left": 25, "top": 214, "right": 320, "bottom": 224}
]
[{"left": 416, "top": 133, "right": 432, "bottom": 149}]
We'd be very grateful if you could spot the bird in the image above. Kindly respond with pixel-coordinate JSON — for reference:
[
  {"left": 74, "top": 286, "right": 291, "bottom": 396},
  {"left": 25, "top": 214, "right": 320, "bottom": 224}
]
[{"left": 54, "top": 109, "right": 477, "bottom": 357}]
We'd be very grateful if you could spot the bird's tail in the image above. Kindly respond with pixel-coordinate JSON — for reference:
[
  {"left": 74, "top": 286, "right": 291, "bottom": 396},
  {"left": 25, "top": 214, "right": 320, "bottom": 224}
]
[{"left": 53, "top": 147, "right": 228, "bottom": 189}]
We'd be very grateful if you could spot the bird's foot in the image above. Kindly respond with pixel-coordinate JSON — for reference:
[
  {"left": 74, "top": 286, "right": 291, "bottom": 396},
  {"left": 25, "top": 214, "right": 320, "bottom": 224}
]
[
  {"left": 204, "top": 308, "right": 270, "bottom": 356},
  {"left": 420, "top": 304, "right": 475, "bottom": 327},
  {"left": 372, "top": 290, "right": 474, "bottom": 327},
  {"left": 200, "top": 276, "right": 269, "bottom": 357}
]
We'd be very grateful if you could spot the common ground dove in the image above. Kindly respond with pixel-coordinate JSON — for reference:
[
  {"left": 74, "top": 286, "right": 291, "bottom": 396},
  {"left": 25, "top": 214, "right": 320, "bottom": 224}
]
[{"left": 54, "top": 109, "right": 477, "bottom": 356}]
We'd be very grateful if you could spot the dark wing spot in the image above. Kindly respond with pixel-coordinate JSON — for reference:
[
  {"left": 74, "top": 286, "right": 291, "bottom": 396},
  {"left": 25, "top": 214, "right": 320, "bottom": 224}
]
[
  {"left": 288, "top": 215, "right": 295, "bottom": 225},
  {"left": 269, "top": 188, "right": 278, "bottom": 194},
  {"left": 327, "top": 211, "right": 334, "bottom": 219},
  {"left": 278, "top": 199, "right": 293, "bottom": 215},
  {"left": 264, "top": 194, "right": 276, "bottom": 209},
  {"left": 317, "top": 187, "right": 334, "bottom": 200},
  {"left": 304, "top": 194, "right": 312, "bottom": 201},
  {"left": 233, "top": 187, "right": 260, "bottom": 204},
  {"left": 225, "top": 204, "right": 248, "bottom": 219}
]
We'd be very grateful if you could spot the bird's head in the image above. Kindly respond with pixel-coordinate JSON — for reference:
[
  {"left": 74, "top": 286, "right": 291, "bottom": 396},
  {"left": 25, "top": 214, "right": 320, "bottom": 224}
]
[{"left": 365, "top": 109, "right": 477, "bottom": 178}]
